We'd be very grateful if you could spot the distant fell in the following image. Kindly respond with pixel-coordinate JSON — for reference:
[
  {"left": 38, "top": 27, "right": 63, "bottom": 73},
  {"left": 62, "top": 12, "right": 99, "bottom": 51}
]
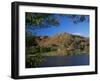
[{"left": 36, "top": 32, "right": 89, "bottom": 55}]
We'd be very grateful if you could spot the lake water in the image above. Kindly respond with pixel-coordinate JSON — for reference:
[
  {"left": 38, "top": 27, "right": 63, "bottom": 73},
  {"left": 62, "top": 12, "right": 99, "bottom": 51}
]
[{"left": 38, "top": 55, "right": 89, "bottom": 67}]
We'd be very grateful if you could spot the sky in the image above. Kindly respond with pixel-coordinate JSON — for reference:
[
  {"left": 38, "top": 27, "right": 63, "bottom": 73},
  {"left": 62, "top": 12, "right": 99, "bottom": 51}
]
[{"left": 27, "top": 14, "right": 89, "bottom": 37}]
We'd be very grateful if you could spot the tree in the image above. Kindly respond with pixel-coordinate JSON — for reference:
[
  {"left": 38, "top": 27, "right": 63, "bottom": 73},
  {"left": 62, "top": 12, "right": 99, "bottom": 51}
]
[
  {"left": 26, "top": 34, "right": 38, "bottom": 48},
  {"left": 26, "top": 13, "right": 89, "bottom": 31},
  {"left": 26, "top": 13, "right": 60, "bottom": 30},
  {"left": 65, "top": 15, "right": 89, "bottom": 24}
]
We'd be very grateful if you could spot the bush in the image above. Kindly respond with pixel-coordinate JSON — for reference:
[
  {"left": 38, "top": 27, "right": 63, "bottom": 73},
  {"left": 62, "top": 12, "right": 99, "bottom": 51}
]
[{"left": 26, "top": 53, "right": 45, "bottom": 68}]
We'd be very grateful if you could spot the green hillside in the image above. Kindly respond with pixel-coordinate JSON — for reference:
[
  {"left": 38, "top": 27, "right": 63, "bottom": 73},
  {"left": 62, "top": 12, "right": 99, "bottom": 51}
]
[{"left": 26, "top": 32, "right": 89, "bottom": 56}]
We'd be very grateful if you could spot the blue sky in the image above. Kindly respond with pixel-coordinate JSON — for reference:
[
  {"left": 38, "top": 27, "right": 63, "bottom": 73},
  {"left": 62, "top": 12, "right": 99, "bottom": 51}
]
[{"left": 28, "top": 14, "right": 89, "bottom": 37}]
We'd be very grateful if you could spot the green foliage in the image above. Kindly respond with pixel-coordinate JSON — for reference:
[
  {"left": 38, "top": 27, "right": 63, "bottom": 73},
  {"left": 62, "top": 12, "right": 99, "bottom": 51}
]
[
  {"left": 26, "top": 13, "right": 60, "bottom": 30},
  {"left": 26, "top": 36, "right": 38, "bottom": 47},
  {"left": 26, "top": 46, "right": 45, "bottom": 68},
  {"left": 40, "top": 47, "right": 51, "bottom": 53},
  {"left": 26, "top": 53, "right": 45, "bottom": 68},
  {"left": 26, "top": 46, "right": 40, "bottom": 54}
]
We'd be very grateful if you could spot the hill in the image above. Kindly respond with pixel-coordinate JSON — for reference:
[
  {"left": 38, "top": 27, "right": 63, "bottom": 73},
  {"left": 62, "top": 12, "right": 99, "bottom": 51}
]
[{"left": 34, "top": 32, "right": 89, "bottom": 56}]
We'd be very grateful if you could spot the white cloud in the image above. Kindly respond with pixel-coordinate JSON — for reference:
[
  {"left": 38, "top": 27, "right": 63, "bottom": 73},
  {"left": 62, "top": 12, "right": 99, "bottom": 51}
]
[{"left": 72, "top": 33, "right": 82, "bottom": 36}]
